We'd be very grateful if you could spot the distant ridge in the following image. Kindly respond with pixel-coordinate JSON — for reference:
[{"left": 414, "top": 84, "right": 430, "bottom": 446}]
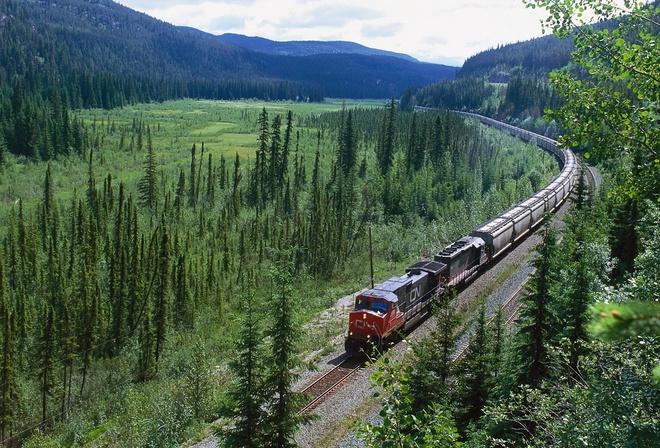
[
  {"left": 1, "top": 0, "right": 458, "bottom": 102},
  {"left": 209, "top": 32, "right": 420, "bottom": 63}
]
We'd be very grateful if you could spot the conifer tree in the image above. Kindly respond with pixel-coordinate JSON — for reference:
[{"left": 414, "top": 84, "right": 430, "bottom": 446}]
[
  {"left": 138, "top": 127, "right": 158, "bottom": 209},
  {"left": 456, "top": 305, "right": 493, "bottom": 431},
  {"left": 138, "top": 298, "right": 156, "bottom": 382},
  {"left": 254, "top": 108, "right": 269, "bottom": 205},
  {"left": 232, "top": 152, "right": 242, "bottom": 216},
  {"left": 215, "top": 290, "right": 268, "bottom": 448},
  {"left": 338, "top": 109, "right": 357, "bottom": 175},
  {"left": 0, "top": 252, "right": 19, "bottom": 443},
  {"left": 37, "top": 304, "right": 56, "bottom": 427},
  {"left": 262, "top": 250, "right": 310, "bottom": 447},
  {"left": 561, "top": 182, "right": 607, "bottom": 375},
  {"left": 189, "top": 143, "right": 197, "bottom": 206},
  {"left": 280, "top": 110, "right": 293, "bottom": 184},
  {"left": 269, "top": 114, "right": 282, "bottom": 198},
  {"left": 153, "top": 222, "right": 171, "bottom": 370},
  {"left": 174, "top": 169, "right": 186, "bottom": 222},
  {"left": 511, "top": 219, "right": 559, "bottom": 387},
  {"left": 410, "top": 289, "right": 459, "bottom": 411},
  {"left": 174, "top": 253, "right": 193, "bottom": 327},
  {"left": 110, "top": 183, "right": 126, "bottom": 355},
  {"left": 377, "top": 98, "right": 397, "bottom": 174}
]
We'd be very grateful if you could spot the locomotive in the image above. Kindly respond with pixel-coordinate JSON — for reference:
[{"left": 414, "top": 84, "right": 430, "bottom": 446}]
[{"left": 345, "top": 112, "right": 578, "bottom": 355}]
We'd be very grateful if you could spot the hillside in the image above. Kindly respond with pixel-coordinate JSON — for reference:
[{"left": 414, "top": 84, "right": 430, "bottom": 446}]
[
  {"left": 0, "top": 0, "right": 457, "bottom": 102},
  {"left": 457, "top": 34, "right": 574, "bottom": 80},
  {"left": 212, "top": 32, "right": 420, "bottom": 62}
]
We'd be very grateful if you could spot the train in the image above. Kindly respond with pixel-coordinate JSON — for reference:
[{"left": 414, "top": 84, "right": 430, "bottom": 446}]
[{"left": 344, "top": 112, "right": 578, "bottom": 356}]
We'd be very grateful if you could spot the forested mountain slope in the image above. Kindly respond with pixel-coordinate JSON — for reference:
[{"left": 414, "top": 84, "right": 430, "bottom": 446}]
[
  {"left": 212, "top": 32, "right": 420, "bottom": 62},
  {"left": 0, "top": 0, "right": 456, "bottom": 103},
  {"left": 458, "top": 34, "right": 574, "bottom": 80}
]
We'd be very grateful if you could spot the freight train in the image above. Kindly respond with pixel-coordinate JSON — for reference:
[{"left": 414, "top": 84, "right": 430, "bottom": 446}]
[{"left": 345, "top": 112, "right": 578, "bottom": 355}]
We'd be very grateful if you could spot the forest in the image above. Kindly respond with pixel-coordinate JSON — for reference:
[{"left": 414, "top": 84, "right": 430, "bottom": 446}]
[
  {"left": 355, "top": 1, "right": 660, "bottom": 447},
  {"left": 0, "top": 0, "right": 456, "bottom": 109},
  {"left": 0, "top": 0, "right": 658, "bottom": 446},
  {"left": 0, "top": 97, "right": 558, "bottom": 446}
]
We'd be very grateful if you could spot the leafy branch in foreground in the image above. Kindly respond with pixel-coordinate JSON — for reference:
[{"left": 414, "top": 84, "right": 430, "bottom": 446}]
[{"left": 355, "top": 352, "right": 460, "bottom": 448}]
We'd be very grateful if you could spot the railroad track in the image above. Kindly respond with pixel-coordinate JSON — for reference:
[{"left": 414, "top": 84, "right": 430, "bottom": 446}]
[{"left": 298, "top": 356, "right": 364, "bottom": 413}]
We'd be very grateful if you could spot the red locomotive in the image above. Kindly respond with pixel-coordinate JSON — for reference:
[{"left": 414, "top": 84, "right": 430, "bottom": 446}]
[{"left": 345, "top": 113, "right": 578, "bottom": 356}]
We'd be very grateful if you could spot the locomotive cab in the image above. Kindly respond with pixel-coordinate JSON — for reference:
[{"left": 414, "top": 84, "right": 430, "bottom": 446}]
[{"left": 345, "top": 291, "right": 404, "bottom": 356}]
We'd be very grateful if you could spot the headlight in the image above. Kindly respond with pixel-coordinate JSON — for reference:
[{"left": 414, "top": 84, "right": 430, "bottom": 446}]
[{"left": 363, "top": 313, "right": 366, "bottom": 319}]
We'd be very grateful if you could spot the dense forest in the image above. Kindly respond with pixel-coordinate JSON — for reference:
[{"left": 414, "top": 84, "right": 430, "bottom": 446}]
[
  {"left": 0, "top": 0, "right": 658, "bottom": 446},
  {"left": 0, "top": 0, "right": 456, "bottom": 108},
  {"left": 356, "top": 1, "right": 660, "bottom": 447},
  {"left": 0, "top": 98, "right": 558, "bottom": 445}
]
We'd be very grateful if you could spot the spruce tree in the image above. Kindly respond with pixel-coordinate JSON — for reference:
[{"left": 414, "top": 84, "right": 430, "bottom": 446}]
[
  {"left": 215, "top": 290, "right": 268, "bottom": 448},
  {"left": 456, "top": 305, "right": 493, "bottom": 431},
  {"left": 0, "top": 253, "right": 19, "bottom": 443},
  {"left": 410, "top": 289, "right": 459, "bottom": 411},
  {"left": 269, "top": 114, "right": 282, "bottom": 198},
  {"left": 511, "top": 219, "right": 559, "bottom": 387},
  {"left": 377, "top": 98, "right": 397, "bottom": 175},
  {"left": 153, "top": 222, "right": 171, "bottom": 369},
  {"left": 138, "top": 127, "right": 158, "bottom": 209},
  {"left": 262, "top": 250, "right": 310, "bottom": 448}
]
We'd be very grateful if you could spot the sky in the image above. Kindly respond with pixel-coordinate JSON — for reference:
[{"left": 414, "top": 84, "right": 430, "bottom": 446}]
[{"left": 115, "top": 0, "right": 553, "bottom": 66}]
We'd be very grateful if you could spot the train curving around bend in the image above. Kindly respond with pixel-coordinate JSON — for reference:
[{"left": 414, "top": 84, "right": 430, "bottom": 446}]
[{"left": 345, "top": 112, "right": 578, "bottom": 355}]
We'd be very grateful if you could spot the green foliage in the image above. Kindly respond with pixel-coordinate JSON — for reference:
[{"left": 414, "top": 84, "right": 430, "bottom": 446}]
[
  {"left": 590, "top": 301, "right": 660, "bottom": 341},
  {"left": 356, "top": 352, "right": 461, "bottom": 448},
  {"left": 409, "top": 291, "right": 460, "bottom": 412},
  {"left": 508, "top": 220, "right": 560, "bottom": 388},
  {"left": 527, "top": 0, "right": 660, "bottom": 201},
  {"left": 479, "top": 337, "right": 660, "bottom": 447},
  {"left": 262, "top": 250, "right": 311, "bottom": 447},
  {"left": 215, "top": 291, "right": 268, "bottom": 448},
  {"left": 0, "top": 99, "right": 558, "bottom": 446}
]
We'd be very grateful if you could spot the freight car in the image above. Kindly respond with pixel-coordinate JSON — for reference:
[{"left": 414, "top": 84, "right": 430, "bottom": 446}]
[{"left": 345, "top": 113, "right": 578, "bottom": 355}]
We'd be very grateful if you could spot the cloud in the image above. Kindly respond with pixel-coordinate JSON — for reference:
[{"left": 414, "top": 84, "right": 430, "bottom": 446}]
[
  {"left": 118, "top": 0, "right": 256, "bottom": 7},
  {"left": 273, "top": 3, "right": 382, "bottom": 29},
  {"left": 115, "top": 0, "right": 552, "bottom": 64},
  {"left": 361, "top": 22, "right": 401, "bottom": 39},
  {"left": 210, "top": 16, "right": 246, "bottom": 31}
]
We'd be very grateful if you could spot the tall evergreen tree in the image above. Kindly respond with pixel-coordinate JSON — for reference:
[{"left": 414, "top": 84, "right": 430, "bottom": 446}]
[
  {"left": 0, "top": 252, "right": 19, "bottom": 443},
  {"left": 262, "top": 250, "right": 310, "bottom": 448},
  {"left": 510, "top": 219, "right": 559, "bottom": 388},
  {"left": 138, "top": 127, "right": 158, "bottom": 209},
  {"left": 37, "top": 304, "right": 56, "bottom": 427},
  {"left": 410, "top": 289, "right": 459, "bottom": 412},
  {"left": 215, "top": 290, "right": 268, "bottom": 448},
  {"left": 269, "top": 114, "right": 282, "bottom": 198},
  {"left": 153, "top": 222, "right": 171, "bottom": 370},
  {"left": 337, "top": 108, "right": 357, "bottom": 175},
  {"left": 377, "top": 98, "right": 397, "bottom": 175},
  {"left": 455, "top": 305, "right": 493, "bottom": 432}
]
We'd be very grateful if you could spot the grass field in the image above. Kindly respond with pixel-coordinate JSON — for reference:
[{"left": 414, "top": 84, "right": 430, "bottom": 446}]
[{"left": 0, "top": 98, "right": 381, "bottom": 220}]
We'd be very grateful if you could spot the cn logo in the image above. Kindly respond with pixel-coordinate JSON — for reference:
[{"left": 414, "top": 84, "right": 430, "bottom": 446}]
[{"left": 355, "top": 320, "right": 376, "bottom": 331}]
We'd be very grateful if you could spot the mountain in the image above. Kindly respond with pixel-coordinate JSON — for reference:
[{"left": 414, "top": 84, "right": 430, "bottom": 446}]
[
  {"left": 0, "top": 0, "right": 458, "bottom": 104},
  {"left": 457, "top": 35, "right": 575, "bottom": 80},
  {"left": 210, "top": 32, "right": 420, "bottom": 63}
]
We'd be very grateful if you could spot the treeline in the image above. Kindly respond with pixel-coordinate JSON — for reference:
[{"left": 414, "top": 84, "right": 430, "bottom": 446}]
[
  {"left": 359, "top": 178, "right": 660, "bottom": 446},
  {"left": 458, "top": 35, "right": 575, "bottom": 79},
  {"left": 0, "top": 0, "right": 323, "bottom": 112},
  {"left": 0, "top": 103, "right": 557, "bottom": 445},
  {"left": 0, "top": 0, "right": 453, "bottom": 110},
  {"left": 404, "top": 74, "right": 565, "bottom": 137}
]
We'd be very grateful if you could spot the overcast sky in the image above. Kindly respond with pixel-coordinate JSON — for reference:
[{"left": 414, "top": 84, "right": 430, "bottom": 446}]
[{"left": 116, "top": 0, "right": 553, "bottom": 66}]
